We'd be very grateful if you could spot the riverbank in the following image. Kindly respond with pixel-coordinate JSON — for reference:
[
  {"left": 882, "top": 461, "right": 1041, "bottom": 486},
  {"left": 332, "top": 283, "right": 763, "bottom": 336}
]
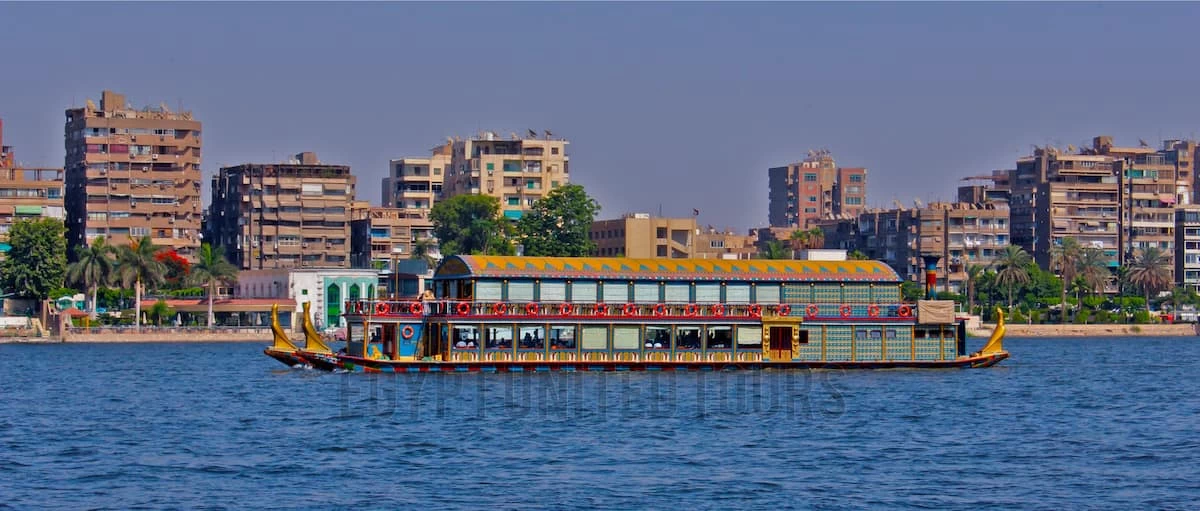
[
  {"left": 0, "top": 330, "right": 276, "bottom": 344},
  {"left": 969, "top": 323, "right": 1199, "bottom": 338}
]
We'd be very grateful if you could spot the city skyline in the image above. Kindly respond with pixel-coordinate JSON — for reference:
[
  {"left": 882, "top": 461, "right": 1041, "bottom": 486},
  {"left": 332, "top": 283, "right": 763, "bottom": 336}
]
[{"left": 4, "top": 3, "right": 1200, "bottom": 231}]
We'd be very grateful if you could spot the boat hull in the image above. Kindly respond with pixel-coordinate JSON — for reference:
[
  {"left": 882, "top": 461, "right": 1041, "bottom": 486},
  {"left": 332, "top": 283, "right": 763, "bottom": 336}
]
[{"left": 313, "top": 351, "right": 1009, "bottom": 373}]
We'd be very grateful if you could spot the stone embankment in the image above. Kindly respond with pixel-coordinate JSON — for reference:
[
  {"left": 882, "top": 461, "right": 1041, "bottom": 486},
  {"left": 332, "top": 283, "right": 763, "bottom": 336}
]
[{"left": 969, "top": 323, "right": 1199, "bottom": 338}]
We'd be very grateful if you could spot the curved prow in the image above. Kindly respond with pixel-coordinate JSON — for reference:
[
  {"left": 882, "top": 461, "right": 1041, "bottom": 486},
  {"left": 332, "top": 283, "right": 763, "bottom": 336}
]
[
  {"left": 980, "top": 306, "right": 1006, "bottom": 355},
  {"left": 270, "top": 303, "right": 300, "bottom": 351},
  {"left": 301, "top": 301, "right": 332, "bottom": 354}
]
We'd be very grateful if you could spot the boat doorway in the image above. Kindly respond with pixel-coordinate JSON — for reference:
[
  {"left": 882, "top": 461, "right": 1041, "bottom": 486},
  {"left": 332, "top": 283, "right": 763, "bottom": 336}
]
[{"left": 767, "top": 326, "right": 793, "bottom": 362}]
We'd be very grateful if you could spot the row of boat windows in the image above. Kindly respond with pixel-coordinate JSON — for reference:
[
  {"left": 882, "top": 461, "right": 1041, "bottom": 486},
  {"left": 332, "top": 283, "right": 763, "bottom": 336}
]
[
  {"left": 439, "top": 280, "right": 902, "bottom": 304},
  {"left": 450, "top": 324, "right": 753, "bottom": 351}
]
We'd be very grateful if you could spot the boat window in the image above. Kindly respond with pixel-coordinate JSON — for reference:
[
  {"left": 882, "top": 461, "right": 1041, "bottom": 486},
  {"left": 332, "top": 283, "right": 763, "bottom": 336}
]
[
  {"left": 549, "top": 325, "right": 576, "bottom": 349},
  {"left": 518, "top": 326, "right": 545, "bottom": 349},
  {"left": 508, "top": 281, "right": 534, "bottom": 302},
  {"left": 571, "top": 281, "right": 598, "bottom": 303},
  {"left": 736, "top": 326, "right": 762, "bottom": 349},
  {"left": 664, "top": 283, "right": 689, "bottom": 303},
  {"left": 613, "top": 325, "right": 641, "bottom": 350},
  {"left": 540, "top": 280, "right": 566, "bottom": 302},
  {"left": 633, "top": 282, "right": 658, "bottom": 304},
  {"left": 601, "top": 281, "right": 627, "bottom": 303},
  {"left": 726, "top": 284, "right": 750, "bottom": 304},
  {"left": 644, "top": 325, "right": 670, "bottom": 349},
  {"left": 485, "top": 325, "right": 513, "bottom": 349},
  {"left": 706, "top": 325, "right": 733, "bottom": 349},
  {"left": 856, "top": 328, "right": 883, "bottom": 341},
  {"left": 452, "top": 325, "right": 479, "bottom": 350},
  {"left": 675, "top": 325, "right": 702, "bottom": 350},
  {"left": 855, "top": 328, "right": 869, "bottom": 340},
  {"left": 477, "top": 281, "right": 502, "bottom": 301},
  {"left": 886, "top": 329, "right": 898, "bottom": 339},
  {"left": 755, "top": 284, "right": 780, "bottom": 304},
  {"left": 580, "top": 325, "right": 608, "bottom": 350},
  {"left": 695, "top": 283, "right": 720, "bottom": 303}
]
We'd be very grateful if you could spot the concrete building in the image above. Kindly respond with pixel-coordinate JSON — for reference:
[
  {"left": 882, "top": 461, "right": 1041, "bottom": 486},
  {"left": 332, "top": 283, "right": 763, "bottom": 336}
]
[
  {"left": 442, "top": 131, "right": 569, "bottom": 221},
  {"left": 1011, "top": 147, "right": 1121, "bottom": 272},
  {"left": 0, "top": 121, "right": 65, "bottom": 244},
  {"left": 1175, "top": 206, "right": 1200, "bottom": 292},
  {"left": 382, "top": 148, "right": 448, "bottom": 210},
  {"left": 236, "top": 267, "right": 380, "bottom": 329},
  {"left": 958, "top": 169, "right": 1012, "bottom": 205},
  {"left": 694, "top": 226, "right": 756, "bottom": 260},
  {"left": 590, "top": 213, "right": 695, "bottom": 258},
  {"left": 64, "top": 90, "right": 203, "bottom": 258},
  {"left": 767, "top": 150, "right": 868, "bottom": 229},
  {"left": 207, "top": 152, "right": 356, "bottom": 270},
  {"left": 350, "top": 206, "right": 440, "bottom": 270}
]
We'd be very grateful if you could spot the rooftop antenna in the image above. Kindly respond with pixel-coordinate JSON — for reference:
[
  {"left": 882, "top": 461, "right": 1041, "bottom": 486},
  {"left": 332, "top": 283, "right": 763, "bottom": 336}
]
[
  {"left": 544, "top": 129, "right": 553, "bottom": 139},
  {"left": 1139, "top": 138, "right": 1150, "bottom": 148},
  {"left": 1067, "top": 144, "right": 1076, "bottom": 153},
  {"left": 527, "top": 129, "right": 537, "bottom": 139},
  {"left": 913, "top": 198, "right": 925, "bottom": 209},
  {"left": 893, "top": 199, "right": 905, "bottom": 210}
]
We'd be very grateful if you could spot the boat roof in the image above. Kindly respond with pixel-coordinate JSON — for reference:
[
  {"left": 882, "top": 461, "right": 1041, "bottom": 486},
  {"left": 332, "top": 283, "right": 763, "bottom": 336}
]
[{"left": 434, "top": 255, "right": 900, "bottom": 283}]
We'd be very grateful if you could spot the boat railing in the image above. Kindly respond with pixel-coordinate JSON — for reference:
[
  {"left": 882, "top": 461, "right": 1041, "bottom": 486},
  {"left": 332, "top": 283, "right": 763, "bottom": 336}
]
[
  {"left": 342, "top": 300, "right": 922, "bottom": 320},
  {"left": 65, "top": 326, "right": 277, "bottom": 334}
]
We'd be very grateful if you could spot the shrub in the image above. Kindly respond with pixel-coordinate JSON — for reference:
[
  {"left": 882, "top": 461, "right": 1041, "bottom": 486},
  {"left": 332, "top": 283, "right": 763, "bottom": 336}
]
[{"left": 1073, "top": 310, "right": 1090, "bottom": 324}]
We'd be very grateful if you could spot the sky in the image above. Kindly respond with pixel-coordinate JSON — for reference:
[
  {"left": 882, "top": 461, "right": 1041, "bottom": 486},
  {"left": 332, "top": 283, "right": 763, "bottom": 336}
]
[{"left": 3, "top": 2, "right": 1200, "bottom": 232}]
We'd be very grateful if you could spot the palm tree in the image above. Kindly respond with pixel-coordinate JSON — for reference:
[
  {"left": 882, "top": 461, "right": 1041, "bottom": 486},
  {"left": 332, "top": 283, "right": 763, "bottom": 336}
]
[
  {"left": 1126, "top": 246, "right": 1172, "bottom": 314},
  {"left": 1077, "top": 247, "right": 1110, "bottom": 314},
  {"left": 410, "top": 238, "right": 439, "bottom": 270},
  {"left": 66, "top": 237, "right": 115, "bottom": 320},
  {"left": 186, "top": 243, "right": 239, "bottom": 327},
  {"left": 965, "top": 264, "right": 985, "bottom": 315},
  {"left": 116, "top": 235, "right": 167, "bottom": 331},
  {"left": 993, "top": 245, "right": 1032, "bottom": 311},
  {"left": 1051, "top": 237, "right": 1082, "bottom": 324},
  {"left": 789, "top": 229, "right": 810, "bottom": 250},
  {"left": 761, "top": 240, "right": 790, "bottom": 260}
]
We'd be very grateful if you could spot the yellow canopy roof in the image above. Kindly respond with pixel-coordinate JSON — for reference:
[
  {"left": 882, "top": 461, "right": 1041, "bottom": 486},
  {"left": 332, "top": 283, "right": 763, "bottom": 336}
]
[{"left": 436, "top": 255, "right": 899, "bottom": 283}]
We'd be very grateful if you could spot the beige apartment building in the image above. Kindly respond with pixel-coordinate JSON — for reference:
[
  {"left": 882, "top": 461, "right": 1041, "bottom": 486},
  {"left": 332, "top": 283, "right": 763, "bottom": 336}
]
[
  {"left": 0, "top": 120, "right": 65, "bottom": 243},
  {"left": 442, "top": 131, "right": 569, "bottom": 221},
  {"left": 64, "top": 90, "right": 203, "bottom": 257},
  {"left": 907, "top": 203, "right": 1010, "bottom": 294},
  {"left": 694, "top": 226, "right": 756, "bottom": 260},
  {"left": 590, "top": 214, "right": 695, "bottom": 258},
  {"left": 767, "top": 150, "right": 868, "bottom": 229},
  {"left": 206, "top": 152, "right": 356, "bottom": 270},
  {"left": 350, "top": 206, "right": 439, "bottom": 270},
  {"left": 382, "top": 146, "right": 448, "bottom": 211}
]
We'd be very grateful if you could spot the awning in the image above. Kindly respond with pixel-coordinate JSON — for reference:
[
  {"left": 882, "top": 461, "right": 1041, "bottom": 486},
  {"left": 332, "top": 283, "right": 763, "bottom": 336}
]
[
  {"left": 503, "top": 210, "right": 524, "bottom": 220},
  {"left": 14, "top": 205, "right": 43, "bottom": 215}
]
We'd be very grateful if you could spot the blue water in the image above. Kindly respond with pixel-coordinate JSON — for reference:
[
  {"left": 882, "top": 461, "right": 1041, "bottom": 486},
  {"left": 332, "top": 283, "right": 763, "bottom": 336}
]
[{"left": 1, "top": 338, "right": 1198, "bottom": 510}]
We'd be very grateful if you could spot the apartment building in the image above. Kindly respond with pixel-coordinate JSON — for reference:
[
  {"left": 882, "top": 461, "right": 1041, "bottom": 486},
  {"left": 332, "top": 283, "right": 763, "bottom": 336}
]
[
  {"left": 958, "top": 169, "right": 1012, "bottom": 205},
  {"left": 590, "top": 214, "right": 695, "bottom": 258},
  {"left": 0, "top": 120, "right": 65, "bottom": 243},
  {"left": 207, "top": 152, "right": 356, "bottom": 270},
  {"left": 442, "top": 131, "right": 569, "bottom": 221},
  {"left": 767, "top": 150, "right": 868, "bottom": 229},
  {"left": 909, "top": 203, "right": 1010, "bottom": 294},
  {"left": 64, "top": 90, "right": 203, "bottom": 257},
  {"left": 381, "top": 147, "right": 448, "bottom": 210},
  {"left": 350, "top": 206, "right": 440, "bottom": 270},
  {"left": 1175, "top": 206, "right": 1200, "bottom": 292},
  {"left": 1011, "top": 147, "right": 1121, "bottom": 271},
  {"left": 694, "top": 226, "right": 756, "bottom": 260}
]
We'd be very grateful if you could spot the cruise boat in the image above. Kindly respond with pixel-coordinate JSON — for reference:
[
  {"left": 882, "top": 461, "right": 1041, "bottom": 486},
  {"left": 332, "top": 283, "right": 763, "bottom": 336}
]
[{"left": 265, "top": 255, "right": 1008, "bottom": 372}]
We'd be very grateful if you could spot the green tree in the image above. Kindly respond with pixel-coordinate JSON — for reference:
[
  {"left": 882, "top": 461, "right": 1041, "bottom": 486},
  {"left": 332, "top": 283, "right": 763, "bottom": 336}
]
[
  {"left": 147, "top": 299, "right": 175, "bottom": 327},
  {"left": 1077, "top": 247, "right": 1110, "bottom": 316},
  {"left": 410, "top": 238, "right": 439, "bottom": 269},
  {"left": 900, "top": 280, "right": 923, "bottom": 302},
  {"left": 964, "top": 264, "right": 985, "bottom": 314},
  {"left": 116, "top": 235, "right": 167, "bottom": 331},
  {"left": 847, "top": 250, "right": 870, "bottom": 261},
  {"left": 993, "top": 245, "right": 1032, "bottom": 311},
  {"left": 1126, "top": 246, "right": 1172, "bottom": 313},
  {"left": 66, "top": 237, "right": 116, "bottom": 319},
  {"left": 515, "top": 184, "right": 601, "bottom": 257},
  {"left": 430, "top": 194, "right": 512, "bottom": 256},
  {"left": 185, "top": 243, "right": 239, "bottom": 327},
  {"left": 1051, "top": 237, "right": 1082, "bottom": 324},
  {"left": 0, "top": 218, "right": 67, "bottom": 303},
  {"left": 760, "top": 240, "right": 790, "bottom": 260}
]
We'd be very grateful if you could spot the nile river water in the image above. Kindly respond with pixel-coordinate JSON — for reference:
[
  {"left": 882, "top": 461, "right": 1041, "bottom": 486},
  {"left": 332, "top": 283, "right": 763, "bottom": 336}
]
[{"left": 1, "top": 337, "right": 1198, "bottom": 510}]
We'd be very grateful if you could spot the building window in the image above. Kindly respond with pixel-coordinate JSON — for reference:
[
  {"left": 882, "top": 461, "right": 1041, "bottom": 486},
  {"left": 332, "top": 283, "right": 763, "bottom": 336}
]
[
  {"left": 804, "top": 207, "right": 817, "bottom": 213},
  {"left": 804, "top": 173, "right": 817, "bottom": 182},
  {"left": 808, "top": 196, "right": 817, "bottom": 202},
  {"left": 710, "top": 240, "right": 725, "bottom": 248},
  {"left": 508, "top": 197, "right": 520, "bottom": 206},
  {"left": 845, "top": 197, "right": 863, "bottom": 205},
  {"left": 486, "top": 163, "right": 494, "bottom": 171},
  {"left": 849, "top": 174, "right": 864, "bottom": 182},
  {"left": 551, "top": 147, "right": 559, "bottom": 155},
  {"left": 656, "top": 227, "right": 667, "bottom": 239},
  {"left": 657, "top": 246, "right": 668, "bottom": 257}
]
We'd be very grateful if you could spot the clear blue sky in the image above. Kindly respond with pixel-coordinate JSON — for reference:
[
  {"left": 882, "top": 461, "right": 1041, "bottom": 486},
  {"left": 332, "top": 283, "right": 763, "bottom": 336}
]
[{"left": 3, "top": 2, "right": 1200, "bottom": 231}]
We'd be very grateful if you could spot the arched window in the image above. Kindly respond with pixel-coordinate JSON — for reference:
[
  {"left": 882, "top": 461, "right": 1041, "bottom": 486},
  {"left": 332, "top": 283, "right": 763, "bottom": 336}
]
[
  {"left": 349, "top": 284, "right": 361, "bottom": 301},
  {"left": 326, "top": 284, "right": 341, "bottom": 327},
  {"left": 367, "top": 284, "right": 375, "bottom": 300}
]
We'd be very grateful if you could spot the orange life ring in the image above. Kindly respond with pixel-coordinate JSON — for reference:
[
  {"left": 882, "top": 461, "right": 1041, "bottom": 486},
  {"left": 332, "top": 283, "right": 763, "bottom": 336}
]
[
  {"left": 456, "top": 302, "right": 471, "bottom": 315},
  {"left": 401, "top": 325, "right": 415, "bottom": 339},
  {"left": 840, "top": 305, "right": 852, "bottom": 318},
  {"left": 778, "top": 304, "right": 791, "bottom": 316},
  {"left": 805, "top": 304, "right": 819, "bottom": 317},
  {"left": 685, "top": 304, "right": 699, "bottom": 316},
  {"left": 526, "top": 302, "right": 539, "bottom": 315},
  {"left": 375, "top": 302, "right": 388, "bottom": 315},
  {"left": 596, "top": 303, "right": 608, "bottom": 316},
  {"left": 623, "top": 303, "right": 637, "bottom": 316},
  {"left": 653, "top": 303, "right": 667, "bottom": 316},
  {"left": 897, "top": 304, "right": 912, "bottom": 317},
  {"left": 749, "top": 304, "right": 762, "bottom": 318},
  {"left": 712, "top": 304, "right": 725, "bottom": 317},
  {"left": 868, "top": 304, "right": 880, "bottom": 318},
  {"left": 494, "top": 303, "right": 507, "bottom": 315},
  {"left": 559, "top": 303, "right": 573, "bottom": 315},
  {"left": 409, "top": 302, "right": 422, "bottom": 316}
]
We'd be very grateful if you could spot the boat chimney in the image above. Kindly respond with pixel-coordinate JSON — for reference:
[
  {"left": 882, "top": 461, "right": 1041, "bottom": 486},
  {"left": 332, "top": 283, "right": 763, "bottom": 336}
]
[{"left": 921, "top": 255, "right": 940, "bottom": 300}]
